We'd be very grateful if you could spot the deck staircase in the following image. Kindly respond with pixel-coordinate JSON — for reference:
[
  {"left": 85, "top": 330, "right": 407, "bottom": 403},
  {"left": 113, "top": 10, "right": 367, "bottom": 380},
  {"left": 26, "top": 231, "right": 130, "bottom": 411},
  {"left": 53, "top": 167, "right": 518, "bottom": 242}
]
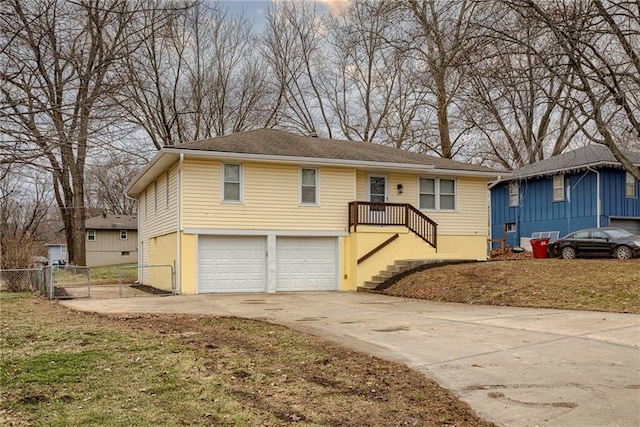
[{"left": 357, "top": 259, "right": 473, "bottom": 293}]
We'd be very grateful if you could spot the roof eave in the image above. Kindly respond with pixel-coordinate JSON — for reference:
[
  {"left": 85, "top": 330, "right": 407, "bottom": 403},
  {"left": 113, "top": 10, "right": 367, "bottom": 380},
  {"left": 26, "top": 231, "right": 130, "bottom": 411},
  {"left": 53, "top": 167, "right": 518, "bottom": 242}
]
[
  {"left": 126, "top": 150, "right": 180, "bottom": 196},
  {"left": 509, "top": 160, "right": 640, "bottom": 181},
  {"left": 162, "top": 147, "right": 498, "bottom": 177}
]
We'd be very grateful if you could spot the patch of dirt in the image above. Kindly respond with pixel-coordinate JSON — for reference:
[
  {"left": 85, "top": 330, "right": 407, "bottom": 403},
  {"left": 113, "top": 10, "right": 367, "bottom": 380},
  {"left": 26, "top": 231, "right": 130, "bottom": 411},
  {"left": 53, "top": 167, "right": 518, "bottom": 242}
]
[
  {"left": 129, "top": 284, "right": 172, "bottom": 295},
  {"left": 384, "top": 258, "right": 640, "bottom": 313},
  {"left": 82, "top": 305, "right": 494, "bottom": 426},
  {"left": 489, "top": 247, "right": 531, "bottom": 261}
]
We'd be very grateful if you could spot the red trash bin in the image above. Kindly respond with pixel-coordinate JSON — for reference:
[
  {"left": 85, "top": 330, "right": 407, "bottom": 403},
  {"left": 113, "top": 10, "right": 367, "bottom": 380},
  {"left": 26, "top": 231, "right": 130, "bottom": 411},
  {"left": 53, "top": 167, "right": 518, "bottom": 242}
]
[{"left": 530, "top": 238, "right": 551, "bottom": 259}]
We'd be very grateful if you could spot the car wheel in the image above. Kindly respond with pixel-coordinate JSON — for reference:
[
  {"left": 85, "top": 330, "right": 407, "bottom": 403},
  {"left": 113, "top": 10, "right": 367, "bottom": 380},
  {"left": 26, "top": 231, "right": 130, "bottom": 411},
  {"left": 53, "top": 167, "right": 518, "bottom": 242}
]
[
  {"left": 615, "top": 246, "right": 633, "bottom": 260},
  {"left": 561, "top": 247, "right": 576, "bottom": 260}
]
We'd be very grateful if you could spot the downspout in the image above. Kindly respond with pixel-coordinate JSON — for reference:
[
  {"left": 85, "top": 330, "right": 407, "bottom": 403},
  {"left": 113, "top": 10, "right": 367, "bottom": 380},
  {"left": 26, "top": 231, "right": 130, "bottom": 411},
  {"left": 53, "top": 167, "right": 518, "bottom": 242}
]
[
  {"left": 176, "top": 153, "right": 184, "bottom": 294},
  {"left": 587, "top": 167, "right": 601, "bottom": 228}
]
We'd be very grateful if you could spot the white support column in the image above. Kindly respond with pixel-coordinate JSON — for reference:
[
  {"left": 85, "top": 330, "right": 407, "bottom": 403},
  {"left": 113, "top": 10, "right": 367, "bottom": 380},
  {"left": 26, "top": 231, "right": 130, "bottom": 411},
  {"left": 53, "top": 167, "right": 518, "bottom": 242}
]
[{"left": 266, "top": 234, "right": 277, "bottom": 293}]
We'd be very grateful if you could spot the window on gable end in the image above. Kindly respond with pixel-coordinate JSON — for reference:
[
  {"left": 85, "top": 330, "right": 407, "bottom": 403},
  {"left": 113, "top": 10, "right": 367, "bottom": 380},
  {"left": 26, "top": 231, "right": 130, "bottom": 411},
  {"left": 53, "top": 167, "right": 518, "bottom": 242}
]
[
  {"left": 626, "top": 172, "right": 637, "bottom": 198},
  {"left": 300, "top": 168, "right": 318, "bottom": 205},
  {"left": 509, "top": 182, "right": 519, "bottom": 207},
  {"left": 553, "top": 175, "right": 564, "bottom": 202}
]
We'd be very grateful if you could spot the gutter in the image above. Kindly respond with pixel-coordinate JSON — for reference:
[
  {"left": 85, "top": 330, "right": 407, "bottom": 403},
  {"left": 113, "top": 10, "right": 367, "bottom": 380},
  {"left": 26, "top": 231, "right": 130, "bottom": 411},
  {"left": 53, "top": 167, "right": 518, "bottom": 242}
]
[{"left": 587, "top": 166, "right": 601, "bottom": 228}]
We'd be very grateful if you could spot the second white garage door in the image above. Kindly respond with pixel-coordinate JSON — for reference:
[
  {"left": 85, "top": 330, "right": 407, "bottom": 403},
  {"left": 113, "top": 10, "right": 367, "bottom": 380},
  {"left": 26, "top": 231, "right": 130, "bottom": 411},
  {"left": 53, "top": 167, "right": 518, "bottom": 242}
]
[
  {"left": 198, "top": 236, "right": 266, "bottom": 293},
  {"left": 276, "top": 237, "right": 337, "bottom": 291}
]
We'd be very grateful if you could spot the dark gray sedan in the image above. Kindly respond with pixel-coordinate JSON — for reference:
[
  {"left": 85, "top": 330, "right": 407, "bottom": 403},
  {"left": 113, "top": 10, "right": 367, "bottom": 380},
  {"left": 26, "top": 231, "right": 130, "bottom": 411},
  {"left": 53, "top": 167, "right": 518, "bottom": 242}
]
[{"left": 550, "top": 227, "right": 640, "bottom": 259}]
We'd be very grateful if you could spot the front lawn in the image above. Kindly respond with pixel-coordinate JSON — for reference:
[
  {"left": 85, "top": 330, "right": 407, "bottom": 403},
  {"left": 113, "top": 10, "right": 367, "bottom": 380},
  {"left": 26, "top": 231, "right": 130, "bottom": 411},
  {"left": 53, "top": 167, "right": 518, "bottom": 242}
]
[
  {"left": 383, "top": 259, "right": 640, "bottom": 313},
  {"left": 0, "top": 294, "right": 492, "bottom": 426}
]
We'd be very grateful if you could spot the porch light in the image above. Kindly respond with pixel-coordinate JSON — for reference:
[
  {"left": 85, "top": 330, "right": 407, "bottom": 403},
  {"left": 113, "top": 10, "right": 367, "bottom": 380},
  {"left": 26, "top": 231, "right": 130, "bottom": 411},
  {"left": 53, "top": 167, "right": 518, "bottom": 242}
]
[{"left": 397, "top": 183, "right": 404, "bottom": 194}]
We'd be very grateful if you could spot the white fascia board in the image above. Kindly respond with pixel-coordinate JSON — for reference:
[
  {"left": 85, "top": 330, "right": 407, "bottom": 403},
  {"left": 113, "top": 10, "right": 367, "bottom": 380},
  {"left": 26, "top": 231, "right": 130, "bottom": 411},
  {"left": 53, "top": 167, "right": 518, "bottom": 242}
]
[
  {"left": 183, "top": 229, "right": 348, "bottom": 237},
  {"left": 163, "top": 147, "right": 498, "bottom": 177},
  {"left": 125, "top": 150, "right": 180, "bottom": 196},
  {"left": 509, "top": 161, "right": 639, "bottom": 182}
]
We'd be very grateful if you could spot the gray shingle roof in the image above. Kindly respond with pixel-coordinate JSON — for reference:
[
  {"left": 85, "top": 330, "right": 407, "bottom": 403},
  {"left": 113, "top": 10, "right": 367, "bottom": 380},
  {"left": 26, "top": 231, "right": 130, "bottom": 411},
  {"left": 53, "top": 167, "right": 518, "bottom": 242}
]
[
  {"left": 85, "top": 214, "right": 137, "bottom": 230},
  {"left": 510, "top": 145, "right": 640, "bottom": 179},
  {"left": 173, "top": 128, "right": 497, "bottom": 173}
]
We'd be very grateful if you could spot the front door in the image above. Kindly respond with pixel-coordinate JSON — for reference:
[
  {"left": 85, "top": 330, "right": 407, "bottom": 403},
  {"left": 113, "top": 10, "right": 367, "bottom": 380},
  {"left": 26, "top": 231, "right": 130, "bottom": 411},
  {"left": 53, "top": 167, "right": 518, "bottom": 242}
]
[{"left": 368, "top": 175, "right": 387, "bottom": 213}]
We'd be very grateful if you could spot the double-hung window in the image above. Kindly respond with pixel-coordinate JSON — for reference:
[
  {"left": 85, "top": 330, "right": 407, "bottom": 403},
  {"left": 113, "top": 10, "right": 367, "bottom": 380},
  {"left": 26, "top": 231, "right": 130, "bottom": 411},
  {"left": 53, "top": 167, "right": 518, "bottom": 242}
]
[
  {"left": 300, "top": 168, "right": 318, "bottom": 205},
  {"left": 626, "top": 172, "right": 637, "bottom": 198},
  {"left": 419, "top": 178, "right": 456, "bottom": 210},
  {"left": 509, "top": 182, "right": 519, "bottom": 207},
  {"left": 87, "top": 230, "right": 96, "bottom": 241},
  {"left": 553, "top": 175, "right": 564, "bottom": 201},
  {"left": 223, "top": 163, "right": 242, "bottom": 202},
  {"left": 120, "top": 230, "right": 128, "bottom": 240}
]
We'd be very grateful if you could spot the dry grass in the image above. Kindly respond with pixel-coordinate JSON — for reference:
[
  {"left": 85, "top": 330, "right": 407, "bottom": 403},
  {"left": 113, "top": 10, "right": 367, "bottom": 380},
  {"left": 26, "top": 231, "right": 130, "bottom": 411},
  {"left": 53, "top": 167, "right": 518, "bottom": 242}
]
[
  {"left": 1, "top": 294, "right": 493, "bottom": 427},
  {"left": 384, "top": 259, "right": 640, "bottom": 313}
]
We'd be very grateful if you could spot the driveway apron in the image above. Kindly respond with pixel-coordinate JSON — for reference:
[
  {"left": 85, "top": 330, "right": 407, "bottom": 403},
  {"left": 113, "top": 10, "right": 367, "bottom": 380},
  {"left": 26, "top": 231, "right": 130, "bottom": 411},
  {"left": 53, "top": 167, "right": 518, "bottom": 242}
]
[{"left": 62, "top": 292, "right": 640, "bottom": 427}]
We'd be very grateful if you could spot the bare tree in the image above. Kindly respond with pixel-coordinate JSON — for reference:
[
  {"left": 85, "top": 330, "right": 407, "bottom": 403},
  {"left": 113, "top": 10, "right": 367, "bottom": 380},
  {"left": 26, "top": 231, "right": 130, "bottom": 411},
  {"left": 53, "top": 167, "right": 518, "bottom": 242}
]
[
  {"left": 0, "top": 167, "right": 53, "bottom": 268},
  {"left": 324, "top": 0, "right": 411, "bottom": 144},
  {"left": 85, "top": 153, "right": 142, "bottom": 216},
  {"left": 462, "top": 4, "right": 584, "bottom": 169},
  {"left": 261, "top": 1, "right": 333, "bottom": 137},
  {"left": 506, "top": 0, "right": 640, "bottom": 179},
  {"left": 405, "top": 0, "right": 479, "bottom": 158},
  {"left": 120, "top": 1, "right": 269, "bottom": 148},
  {"left": 0, "top": 0, "right": 143, "bottom": 265}
]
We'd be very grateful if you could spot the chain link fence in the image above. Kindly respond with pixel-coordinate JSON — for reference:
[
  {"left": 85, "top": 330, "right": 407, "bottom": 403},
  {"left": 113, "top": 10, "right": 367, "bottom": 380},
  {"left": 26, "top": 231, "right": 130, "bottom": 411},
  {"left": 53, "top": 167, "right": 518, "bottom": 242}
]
[
  {"left": 1, "top": 264, "right": 175, "bottom": 299},
  {"left": 49, "top": 265, "right": 91, "bottom": 299},
  {"left": 118, "top": 264, "right": 175, "bottom": 298},
  {"left": 0, "top": 268, "right": 45, "bottom": 293}
]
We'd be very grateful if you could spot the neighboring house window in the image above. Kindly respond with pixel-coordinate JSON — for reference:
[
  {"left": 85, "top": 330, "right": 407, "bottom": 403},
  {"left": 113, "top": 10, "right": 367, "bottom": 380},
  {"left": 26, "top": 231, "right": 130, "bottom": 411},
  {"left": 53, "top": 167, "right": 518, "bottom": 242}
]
[
  {"left": 509, "top": 182, "right": 519, "bottom": 207},
  {"left": 120, "top": 230, "right": 128, "bottom": 240},
  {"left": 153, "top": 181, "right": 158, "bottom": 213},
  {"left": 165, "top": 171, "right": 170, "bottom": 208},
  {"left": 300, "top": 168, "right": 318, "bottom": 205},
  {"left": 87, "top": 230, "right": 96, "bottom": 241},
  {"left": 121, "top": 251, "right": 130, "bottom": 256},
  {"left": 143, "top": 190, "right": 147, "bottom": 220},
  {"left": 419, "top": 178, "right": 456, "bottom": 210},
  {"left": 60, "top": 245, "right": 66, "bottom": 254},
  {"left": 553, "top": 175, "right": 564, "bottom": 201},
  {"left": 223, "top": 163, "right": 242, "bottom": 202},
  {"left": 626, "top": 172, "right": 637, "bottom": 198},
  {"left": 506, "top": 223, "right": 516, "bottom": 232}
]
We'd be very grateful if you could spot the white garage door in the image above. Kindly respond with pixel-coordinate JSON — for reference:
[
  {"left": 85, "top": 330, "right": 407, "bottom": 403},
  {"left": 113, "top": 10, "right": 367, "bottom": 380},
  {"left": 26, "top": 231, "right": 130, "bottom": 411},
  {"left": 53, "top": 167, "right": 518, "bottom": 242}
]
[
  {"left": 610, "top": 219, "right": 640, "bottom": 235},
  {"left": 198, "top": 236, "right": 266, "bottom": 293},
  {"left": 276, "top": 237, "right": 337, "bottom": 291}
]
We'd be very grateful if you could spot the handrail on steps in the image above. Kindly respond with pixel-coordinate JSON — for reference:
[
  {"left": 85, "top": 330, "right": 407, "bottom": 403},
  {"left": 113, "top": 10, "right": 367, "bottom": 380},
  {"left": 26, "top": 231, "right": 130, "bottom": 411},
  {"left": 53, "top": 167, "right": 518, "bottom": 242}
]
[{"left": 348, "top": 201, "right": 437, "bottom": 249}]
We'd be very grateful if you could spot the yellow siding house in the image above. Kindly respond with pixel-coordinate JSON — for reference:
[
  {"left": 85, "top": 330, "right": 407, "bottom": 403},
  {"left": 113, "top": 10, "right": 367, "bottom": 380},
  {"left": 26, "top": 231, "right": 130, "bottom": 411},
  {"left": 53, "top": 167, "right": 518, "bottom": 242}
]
[{"left": 126, "top": 129, "right": 499, "bottom": 294}]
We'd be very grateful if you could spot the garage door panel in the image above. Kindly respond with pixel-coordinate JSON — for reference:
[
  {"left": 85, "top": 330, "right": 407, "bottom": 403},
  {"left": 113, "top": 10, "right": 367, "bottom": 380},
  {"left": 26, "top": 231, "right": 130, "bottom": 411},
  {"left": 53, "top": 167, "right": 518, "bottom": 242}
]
[
  {"left": 198, "top": 236, "right": 266, "bottom": 293},
  {"left": 276, "top": 237, "right": 337, "bottom": 291},
  {"left": 610, "top": 219, "right": 640, "bottom": 235}
]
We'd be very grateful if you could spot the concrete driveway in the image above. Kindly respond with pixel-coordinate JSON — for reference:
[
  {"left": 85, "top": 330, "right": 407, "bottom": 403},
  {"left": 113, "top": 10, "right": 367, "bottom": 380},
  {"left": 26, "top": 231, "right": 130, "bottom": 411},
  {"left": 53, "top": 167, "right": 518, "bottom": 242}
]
[{"left": 62, "top": 292, "right": 640, "bottom": 427}]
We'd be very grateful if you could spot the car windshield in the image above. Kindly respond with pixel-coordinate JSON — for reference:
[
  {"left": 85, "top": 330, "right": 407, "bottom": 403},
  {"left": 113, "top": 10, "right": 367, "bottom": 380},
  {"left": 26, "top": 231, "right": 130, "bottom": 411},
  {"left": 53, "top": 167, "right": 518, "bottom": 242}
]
[{"left": 606, "top": 229, "right": 634, "bottom": 239}]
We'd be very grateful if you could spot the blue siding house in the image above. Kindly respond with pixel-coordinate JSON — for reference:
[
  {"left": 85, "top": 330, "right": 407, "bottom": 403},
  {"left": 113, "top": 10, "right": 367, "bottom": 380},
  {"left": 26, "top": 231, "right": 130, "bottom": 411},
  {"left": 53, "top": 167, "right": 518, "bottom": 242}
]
[
  {"left": 491, "top": 145, "right": 640, "bottom": 249},
  {"left": 45, "top": 240, "right": 68, "bottom": 265}
]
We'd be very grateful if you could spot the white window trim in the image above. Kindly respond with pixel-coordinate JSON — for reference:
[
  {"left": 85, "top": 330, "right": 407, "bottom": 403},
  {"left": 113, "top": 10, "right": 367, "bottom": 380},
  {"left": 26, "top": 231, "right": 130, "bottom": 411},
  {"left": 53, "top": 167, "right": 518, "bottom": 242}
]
[
  {"left": 553, "top": 175, "right": 565, "bottom": 202},
  {"left": 60, "top": 245, "right": 66, "bottom": 254},
  {"left": 299, "top": 167, "right": 319, "bottom": 206},
  {"left": 221, "top": 163, "right": 243, "bottom": 203},
  {"left": 120, "top": 230, "right": 128, "bottom": 240},
  {"left": 87, "top": 230, "right": 96, "bottom": 241},
  {"left": 418, "top": 177, "right": 457, "bottom": 211},
  {"left": 625, "top": 172, "right": 637, "bottom": 199},
  {"left": 506, "top": 223, "right": 516, "bottom": 232},
  {"left": 509, "top": 182, "right": 519, "bottom": 207}
]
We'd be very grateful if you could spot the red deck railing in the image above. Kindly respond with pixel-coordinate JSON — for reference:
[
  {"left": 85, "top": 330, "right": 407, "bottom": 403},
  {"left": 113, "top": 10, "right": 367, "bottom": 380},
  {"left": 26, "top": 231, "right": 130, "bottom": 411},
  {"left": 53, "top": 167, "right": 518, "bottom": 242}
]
[{"left": 348, "top": 201, "right": 437, "bottom": 249}]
